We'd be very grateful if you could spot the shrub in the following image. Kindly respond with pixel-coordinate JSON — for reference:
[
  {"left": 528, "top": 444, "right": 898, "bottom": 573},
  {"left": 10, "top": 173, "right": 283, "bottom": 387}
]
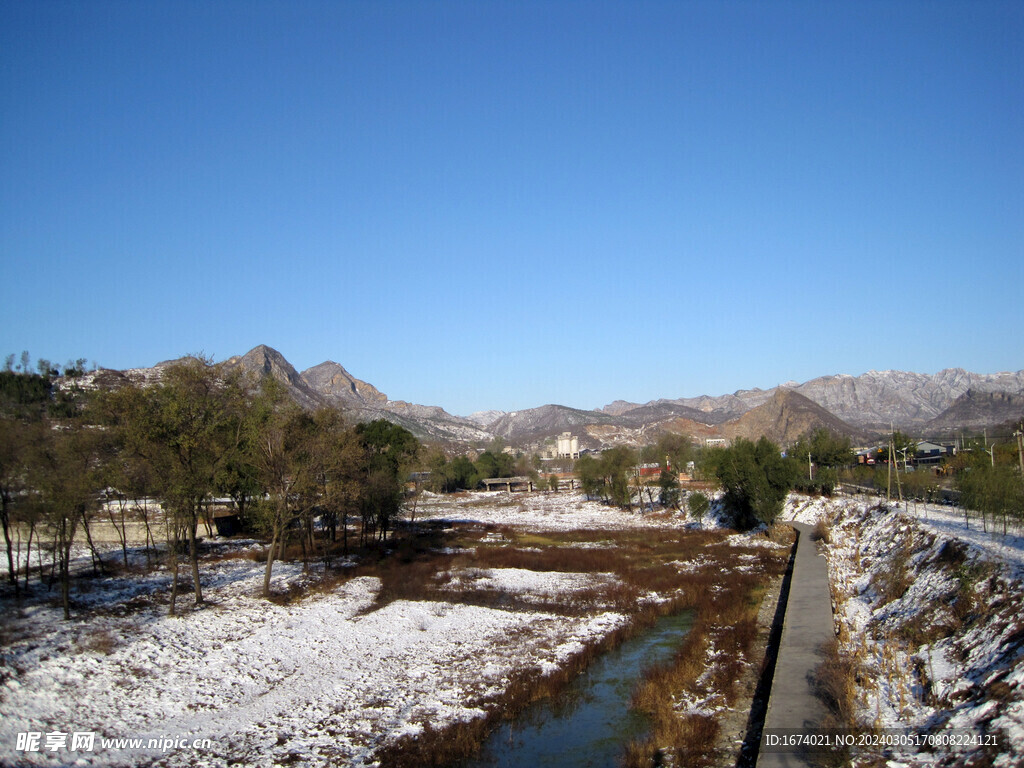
[
  {"left": 811, "top": 518, "right": 831, "bottom": 544},
  {"left": 75, "top": 628, "right": 119, "bottom": 655}
]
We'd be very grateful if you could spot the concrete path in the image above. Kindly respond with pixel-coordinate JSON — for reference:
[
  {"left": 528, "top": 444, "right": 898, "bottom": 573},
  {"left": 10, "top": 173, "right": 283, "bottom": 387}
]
[{"left": 755, "top": 522, "right": 835, "bottom": 768}]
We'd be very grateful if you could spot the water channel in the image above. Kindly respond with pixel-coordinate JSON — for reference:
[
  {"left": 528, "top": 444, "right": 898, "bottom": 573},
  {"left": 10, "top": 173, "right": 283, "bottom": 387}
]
[{"left": 464, "top": 610, "right": 694, "bottom": 768}]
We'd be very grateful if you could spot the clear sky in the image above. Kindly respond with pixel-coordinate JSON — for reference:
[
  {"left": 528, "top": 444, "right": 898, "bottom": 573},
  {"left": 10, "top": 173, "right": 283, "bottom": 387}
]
[{"left": 2, "top": 1, "right": 1021, "bottom": 416}]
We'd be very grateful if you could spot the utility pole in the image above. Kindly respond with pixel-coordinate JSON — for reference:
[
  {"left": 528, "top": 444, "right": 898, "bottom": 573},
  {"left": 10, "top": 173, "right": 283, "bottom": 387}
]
[
  {"left": 808, "top": 451, "right": 813, "bottom": 482},
  {"left": 887, "top": 425, "right": 893, "bottom": 502},
  {"left": 888, "top": 424, "right": 903, "bottom": 505},
  {"left": 1015, "top": 425, "right": 1024, "bottom": 475}
]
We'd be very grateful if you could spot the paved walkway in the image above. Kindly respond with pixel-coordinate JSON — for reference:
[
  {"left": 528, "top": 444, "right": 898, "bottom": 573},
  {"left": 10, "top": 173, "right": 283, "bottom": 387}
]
[{"left": 756, "top": 522, "right": 835, "bottom": 768}]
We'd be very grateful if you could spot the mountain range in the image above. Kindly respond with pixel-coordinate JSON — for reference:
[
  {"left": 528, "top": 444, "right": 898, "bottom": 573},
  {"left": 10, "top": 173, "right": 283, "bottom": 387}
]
[{"left": 97, "top": 345, "right": 1024, "bottom": 450}]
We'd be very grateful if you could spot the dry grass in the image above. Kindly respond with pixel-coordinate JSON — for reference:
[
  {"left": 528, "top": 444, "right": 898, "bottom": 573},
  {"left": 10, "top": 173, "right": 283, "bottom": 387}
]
[
  {"left": 869, "top": 528, "right": 914, "bottom": 606},
  {"left": 623, "top": 713, "right": 719, "bottom": 768},
  {"left": 624, "top": 549, "right": 788, "bottom": 767},
  {"left": 73, "top": 627, "right": 119, "bottom": 655},
  {"left": 812, "top": 517, "right": 831, "bottom": 545},
  {"left": 813, "top": 637, "right": 858, "bottom": 729}
]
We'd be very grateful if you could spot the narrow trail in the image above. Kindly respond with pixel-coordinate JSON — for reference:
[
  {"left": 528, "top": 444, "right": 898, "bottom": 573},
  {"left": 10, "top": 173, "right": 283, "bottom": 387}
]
[{"left": 754, "top": 522, "right": 835, "bottom": 768}]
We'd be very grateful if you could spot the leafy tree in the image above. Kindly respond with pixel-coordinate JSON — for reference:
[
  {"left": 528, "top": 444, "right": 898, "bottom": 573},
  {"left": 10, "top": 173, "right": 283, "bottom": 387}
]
[
  {"left": 789, "top": 428, "right": 853, "bottom": 496},
  {"left": 901, "top": 466, "right": 937, "bottom": 506},
  {"left": 94, "top": 380, "right": 169, "bottom": 565},
  {"left": 424, "top": 451, "right": 476, "bottom": 493},
  {"left": 142, "top": 357, "right": 244, "bottom": 614},
  {"left": 514, "top": 453, "right": 537, "bottom": 483},
  {"left": 658, "top": 468, "right": 681, "bottom": 510},
  {"left": 0, "top": 415, "right": 36, "bottom": 595},
  {"left": 63, "top": 358, "right": 88, "bottom": 377},
  {"left": 532, "top": 453, "right": 544, "bottom": 473},
  {"left": 451, "top": 456, "right": 479, "bottom": 490},
  {"left": 0, "top": 371, "right": 52, "bottom": 417},
  {"left": 0, "top": 375, "right": 47, "bottom": 594},
  {"left": 599, "top": 446, "right": 636, "bottom": 509},
  {"left": 688, "top": 490, "right": 710, "bottom": 527},
  {"left": 790, "top": 428, "right": 854, "bottom": 470},
  {"left": 355, "top": 419, "right": 419, "bottom": 544},
  {"left": 429, "top": 452, "right": 479, "bottom": 492},
  {"left": 1, "top": 364, "right": 98, "bottom": 601},
  {"left": 655, "top": 432, "right": 694, "bottom": 474},
  {"left": 475, "top": 450, "right": 514, "bottom": 480},
  {"left": 957, "top": 463, "right": 1024, "bottom": 535},
  {"left": 889, "top": 430, "right": 917, "bottom": 469},
  {"left": 36, "top": 359, "right": 59, "bottom": 377},
  {"left": 243, "top": 379, "right": 313, "bottom": 595},
  {"left": 309, "top": 408, "right": 363, "bottom": 556},
  {"left": 575, "top": 454, "right": 604, "bottom": 499},
  {"left": 708, "top": 437, "right": 797, "bottom": 530}
]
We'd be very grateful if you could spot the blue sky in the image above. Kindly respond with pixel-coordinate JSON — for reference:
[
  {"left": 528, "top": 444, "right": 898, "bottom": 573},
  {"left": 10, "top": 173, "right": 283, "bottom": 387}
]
[{"left": 2, "top": 1, "right": 1021, "bottom": 416}]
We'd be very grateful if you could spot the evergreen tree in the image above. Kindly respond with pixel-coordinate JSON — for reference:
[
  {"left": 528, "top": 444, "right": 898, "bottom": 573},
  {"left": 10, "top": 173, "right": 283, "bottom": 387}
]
[{"left": 709, "top": 437, "right": 796, "bottom": 530}]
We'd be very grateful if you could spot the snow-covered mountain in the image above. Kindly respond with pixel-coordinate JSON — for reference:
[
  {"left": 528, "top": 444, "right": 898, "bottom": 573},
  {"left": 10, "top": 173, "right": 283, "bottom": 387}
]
[
  {"left": 97, "top": 347, "right": 1024, "bottom": 449},
  {"left": 606, "top": 369, "right": 1024, "bottom": 432}
]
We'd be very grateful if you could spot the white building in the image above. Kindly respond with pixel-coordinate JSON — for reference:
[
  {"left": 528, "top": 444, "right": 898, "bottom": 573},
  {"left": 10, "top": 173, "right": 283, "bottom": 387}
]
[{"left": 556, "top": 432, "right": 580, "bottom": 459}]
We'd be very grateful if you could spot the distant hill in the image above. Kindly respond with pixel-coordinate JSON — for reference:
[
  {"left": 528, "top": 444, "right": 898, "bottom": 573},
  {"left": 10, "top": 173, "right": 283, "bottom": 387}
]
[
  {"left": 720, "top": 390, "right": 868, "bottom": 445},
  {"left": 84, "top": 346, "right": 1023, "bottom": 450},
  {"left": 923, "top": 390, "right": 1024, "bottom": 434},
  {"left": 485, "top": 404, "right": 621, "bottom": 444}
]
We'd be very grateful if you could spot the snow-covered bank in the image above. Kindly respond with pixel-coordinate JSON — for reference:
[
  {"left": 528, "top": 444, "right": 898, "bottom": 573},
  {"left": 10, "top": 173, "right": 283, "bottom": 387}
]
[{"left": 784, "top": 494, "right": 1024, "bottom": 767}]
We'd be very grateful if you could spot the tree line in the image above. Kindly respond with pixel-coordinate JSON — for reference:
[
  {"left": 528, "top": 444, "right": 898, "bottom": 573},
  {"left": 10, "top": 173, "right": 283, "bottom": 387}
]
[
  {"left": 0, "top": 357, "right": 420, "bottom": 618},
  {"left": 424, "top": 445, "right": 529, "bottom": 492}
]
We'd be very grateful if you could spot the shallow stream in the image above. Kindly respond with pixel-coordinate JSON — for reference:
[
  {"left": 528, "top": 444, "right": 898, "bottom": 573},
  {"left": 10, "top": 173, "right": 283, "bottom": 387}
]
[{"left": 464, "top": 610, "right": 694, "bottom": 768}]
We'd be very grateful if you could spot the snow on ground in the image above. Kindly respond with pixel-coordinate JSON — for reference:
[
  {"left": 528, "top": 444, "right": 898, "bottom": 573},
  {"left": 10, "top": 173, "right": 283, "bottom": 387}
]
[
  {"left": 1, "top": 553, "right": 627, "bottom": 767},
  {"left": 784, "top": 492, "right": 1024, "bottom": 581},
  {"left": 906, "top": 503, "right": 1024, "bottom": 582},
  {"left": 438, "top": 567, "right": 620, "bottom": 596},
  {"left": 787, "top": 493, "right": 1024, "bottom": 767},
  {"left": 416, "top": 489, "right": 692, "bottom": 531},
  {"left": 17, "top": 487, "right": 1021, "bottom": 767},
  {"left": 2, "top": 493, "right": 663, "bottom": 768}
]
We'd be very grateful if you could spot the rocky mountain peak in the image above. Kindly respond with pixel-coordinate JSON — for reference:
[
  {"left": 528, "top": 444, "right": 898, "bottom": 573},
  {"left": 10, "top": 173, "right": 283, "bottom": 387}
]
[
  {"left": 300, "top": 360, "right": 388, "bottom": 406},
  {"left": 222, "top": 345, "right": 323, "bottom": 409},
  {"left": 227, "top": 345, "right": 297, "bottom": 379}
]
